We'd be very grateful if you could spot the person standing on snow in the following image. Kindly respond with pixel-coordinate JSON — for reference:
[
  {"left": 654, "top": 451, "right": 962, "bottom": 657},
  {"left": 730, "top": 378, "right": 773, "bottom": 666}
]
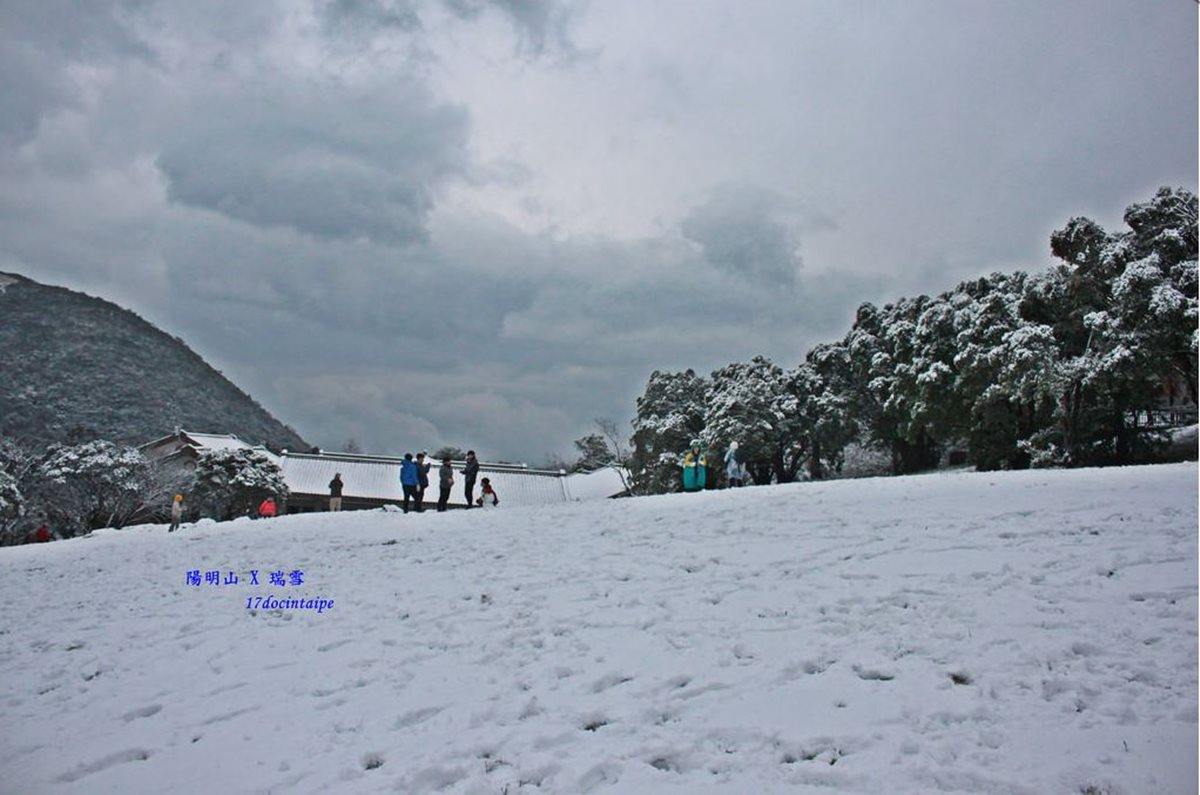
[
  {"left": 437, "top": 457, "right": 454, "bottom": 512},
  {"left": 170, "top": 494, "right": 185, "bottom": 532},
  {"left": 415, "top": 451, "right": 431, "bottom": 512},
  {"left": 725, "top": 442, "right": 745, "bottom": 488},
  {"left": 399, "top": 453, "right": 420, "bottom": 513},
  {"left": 463, "top": 450, "right": 479, "bottom": 508},
  {"left": 329, "top": 473, "right": 344, "bottom": 512},
  {"left": 681, "top": 439, "right": 707, "bottom": 492}
]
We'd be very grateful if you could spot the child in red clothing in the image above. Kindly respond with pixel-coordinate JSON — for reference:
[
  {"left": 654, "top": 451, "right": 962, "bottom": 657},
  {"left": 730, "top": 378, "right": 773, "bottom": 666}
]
[{"left": 475, "top": 478, "right": 499, "bottom": 508}]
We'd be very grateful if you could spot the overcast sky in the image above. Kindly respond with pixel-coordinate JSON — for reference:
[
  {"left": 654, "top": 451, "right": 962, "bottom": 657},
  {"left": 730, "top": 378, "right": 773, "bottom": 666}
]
[{"left": 1, "top": 0, "right": 1195, "bottom": 463}]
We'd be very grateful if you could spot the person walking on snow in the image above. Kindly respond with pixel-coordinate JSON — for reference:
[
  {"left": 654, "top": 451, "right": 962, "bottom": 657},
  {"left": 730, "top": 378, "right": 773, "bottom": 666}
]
[
  {"left": 170, "top": 494, "right": 185, "bottom": 532},
  {"left": 476, "top": 477, "right": 499, "bottom": 508},
  {"left": 329, "top": 473, "right": 344, "bottom": 511},
  {"left": 258, "top": 497, "right": 278, "bottom": 518},
  {"left": 725, "top": 442, "right": 745, "bottom": 488},
  {"left": 681, "top": 439, "right": 707, "bottom": 492},
  {"left": 437, "top": 457, "right": 454, "bottom": 512},
  {"left": 463, "top": 450, "right": 479, "bottom": 508},
  {"left": 399, "top": 453, "right": 420, "bottom": 513}
]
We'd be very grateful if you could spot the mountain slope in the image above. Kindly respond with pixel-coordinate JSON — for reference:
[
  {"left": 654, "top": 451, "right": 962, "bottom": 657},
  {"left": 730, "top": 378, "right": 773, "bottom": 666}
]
[
  {"left": 0, "top": 463, "right": 1195, "bottom": 793},
  {"left": 0, "top": 272, "right": 307, "bottom": 450}
]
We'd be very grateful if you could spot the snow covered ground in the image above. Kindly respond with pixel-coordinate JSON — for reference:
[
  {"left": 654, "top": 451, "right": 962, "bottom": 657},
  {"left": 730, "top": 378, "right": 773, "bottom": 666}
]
[{"left": 1, "top": 463, "right": 1196, "bottom": 794}]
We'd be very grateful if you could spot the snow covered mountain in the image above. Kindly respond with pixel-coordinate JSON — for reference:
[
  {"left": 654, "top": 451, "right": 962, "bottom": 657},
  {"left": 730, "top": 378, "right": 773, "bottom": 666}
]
[
  {"left": 1, "top": 463, "right": 1195, "bottom": 793},
  {"left": 0, "top": 272, "right": 307, "bottom": 451}
]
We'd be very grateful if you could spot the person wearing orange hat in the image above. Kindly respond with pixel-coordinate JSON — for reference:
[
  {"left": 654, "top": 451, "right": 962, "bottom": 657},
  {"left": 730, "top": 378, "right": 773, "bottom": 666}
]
[{"left": 170, "top": 494, "right": 185, "bottom": 532}]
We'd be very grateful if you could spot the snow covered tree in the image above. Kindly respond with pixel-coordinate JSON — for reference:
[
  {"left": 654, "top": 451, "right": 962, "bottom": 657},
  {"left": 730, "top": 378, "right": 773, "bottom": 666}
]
[
  {"left": 432, "top": 446, "right": 465, "bottom": 461},
  {"left": 832, "top": 301, "right": 942, "bottom": 474},
  {"left": 0, "top": 469, "right": 24, "bottom": 545},
  {"left": 704, "top": 356, "right": 810, "bottom": 484},
  {"left": 0, "top": 438, "right": 41, "bottom": 544},
  {"left": 630, "top": 369, "right": 709, "bottom": 494},
  {"left": 191, "top": 448, "right": 288, "bottom": 521},
  {"left": 1031, "top": 188, "right": 1198, "bottom": 465},
  {"left": 790, "top": 360, "right": 856, "bottom": 480},
  {"left": 33, "top": 441, "right": 152, "bottom": 535},
  {"left": 570, "top": 434, "right": 614, "bottom": 473}
]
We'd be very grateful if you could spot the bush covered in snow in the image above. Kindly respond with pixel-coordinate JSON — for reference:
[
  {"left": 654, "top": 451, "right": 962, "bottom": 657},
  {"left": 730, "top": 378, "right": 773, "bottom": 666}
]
[
  {"left": 31, "top": 441, "right": 153, "bottom": 536},
  {"left": 191, "top": 448, "right": 288, "bottom": 521}
]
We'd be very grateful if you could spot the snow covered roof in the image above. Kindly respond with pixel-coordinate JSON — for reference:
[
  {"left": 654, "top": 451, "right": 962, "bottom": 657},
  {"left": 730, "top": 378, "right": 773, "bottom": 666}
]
[
  {"left": 140, "top": 430, "right": 279, "bottom": 464},
  {"left": 180, "top": 431, "right": 256, "bottom": 453},
  {"left": 563, "top": 466, "right": 630, "bottom": 501},
  {"left": 280, "top": 451, "right": 570, "bottom": 507}
]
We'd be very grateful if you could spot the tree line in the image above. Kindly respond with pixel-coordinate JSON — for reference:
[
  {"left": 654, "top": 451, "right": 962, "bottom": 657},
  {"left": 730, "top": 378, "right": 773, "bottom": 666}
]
[
  {"left": 0, "top": 439, "right": 288, "bottom": 545},
  {"left": 626, "top": 187, "right": 1197, "bottom": 495}
]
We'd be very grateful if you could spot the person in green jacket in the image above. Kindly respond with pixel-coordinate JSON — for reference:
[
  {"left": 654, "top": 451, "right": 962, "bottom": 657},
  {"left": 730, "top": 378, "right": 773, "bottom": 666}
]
[{"left": 681, "top": 439, "right": 707, "bottom": 492}]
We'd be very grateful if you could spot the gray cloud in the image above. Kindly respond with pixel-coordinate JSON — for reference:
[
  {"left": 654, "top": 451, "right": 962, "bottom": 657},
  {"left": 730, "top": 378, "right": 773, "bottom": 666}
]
[
  {"left": 0, "top": 0, "right": 154, "bottom": 145},
  {"left": 320, "top": 0, "right": 424, "bottom": 35},
  {"left": 157, "top": 80, "right": 470, "bottom": 245},
  {"left": 442, "top": 0, "right": 579, "bottom": 57},
  {"left": 680, "top": 184, "right": 835, "bottom": 287}
]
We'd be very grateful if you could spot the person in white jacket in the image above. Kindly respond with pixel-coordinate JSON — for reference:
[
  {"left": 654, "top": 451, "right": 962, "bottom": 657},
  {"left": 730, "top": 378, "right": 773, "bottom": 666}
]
[{"left": 725, "top": 442, "right": 745, "bottom": 488}]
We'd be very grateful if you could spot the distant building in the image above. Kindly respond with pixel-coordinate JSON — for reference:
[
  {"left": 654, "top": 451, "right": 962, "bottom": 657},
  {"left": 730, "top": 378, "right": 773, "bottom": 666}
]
[{"left": 140, "top": 429, "right": 278, "bottom": 475}]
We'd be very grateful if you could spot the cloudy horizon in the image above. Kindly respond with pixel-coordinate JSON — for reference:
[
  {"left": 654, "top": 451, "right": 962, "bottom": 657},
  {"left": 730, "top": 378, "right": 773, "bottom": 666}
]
[{"left": 1, "top": 0, "right": 1195, "bottom": 463}]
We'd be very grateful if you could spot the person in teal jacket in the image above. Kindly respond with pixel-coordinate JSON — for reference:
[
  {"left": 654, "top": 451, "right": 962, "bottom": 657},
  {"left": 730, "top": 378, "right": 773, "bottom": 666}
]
[{"left": 681, "top": 439, "right": 707, "bottom": 492}]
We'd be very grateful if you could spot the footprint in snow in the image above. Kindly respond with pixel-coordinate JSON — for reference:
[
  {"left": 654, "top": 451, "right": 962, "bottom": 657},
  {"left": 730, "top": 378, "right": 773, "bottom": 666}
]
[{"left": 852, "top": 664, "right": 896, "bottom": 681}]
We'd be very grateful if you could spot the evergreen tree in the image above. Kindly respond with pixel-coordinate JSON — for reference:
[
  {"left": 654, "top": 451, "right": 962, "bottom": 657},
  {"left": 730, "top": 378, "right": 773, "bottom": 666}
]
[
  {"left": 704, "top": 356, "right": 803, "bottom": 484},
  {"left": 630, "top": 369, "right": 709, "bottom": 494},
  {"left": 0, "top": 468, "right": 23, "bottom": 545},
  {"left": 33, "top": 441, "right": 151, "bottom": 535},
  {"left": 570, "top": 434, "right": 614, "bottom": 473},
  {"left": 191, "top": 448, "right": 288, "bottom": 521}
]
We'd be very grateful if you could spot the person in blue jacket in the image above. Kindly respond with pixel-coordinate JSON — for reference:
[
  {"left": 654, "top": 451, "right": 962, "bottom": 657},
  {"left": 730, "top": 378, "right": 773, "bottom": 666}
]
[{"left": 399, "top": 453, "right": 420, "bottom": 513}]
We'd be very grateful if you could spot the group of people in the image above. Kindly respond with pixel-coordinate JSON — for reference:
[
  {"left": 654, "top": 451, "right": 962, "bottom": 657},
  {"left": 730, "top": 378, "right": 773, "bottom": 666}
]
[
  {"left": 681, "top": 439, "right": 748, "bottom": 492},
  {"left": 165, "top": 492, "right": 275, "bottom": 532},
  {"left": 396, "top": 450, "right": 498, "bottom": 513},
  {"left": 162, "top": 451, "right": 501, "bottom": 534}
]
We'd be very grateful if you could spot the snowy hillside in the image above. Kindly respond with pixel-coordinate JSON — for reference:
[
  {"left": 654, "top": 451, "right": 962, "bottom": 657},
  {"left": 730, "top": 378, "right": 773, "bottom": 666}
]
[{"left": 1, "top": 464, "right": 1196, "bottom": 794}]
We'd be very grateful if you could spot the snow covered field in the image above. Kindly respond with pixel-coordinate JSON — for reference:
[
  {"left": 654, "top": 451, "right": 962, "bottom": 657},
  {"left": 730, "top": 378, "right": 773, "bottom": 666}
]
[{"left": 1, "top": 463, "right": 1196, "bottom": 794}]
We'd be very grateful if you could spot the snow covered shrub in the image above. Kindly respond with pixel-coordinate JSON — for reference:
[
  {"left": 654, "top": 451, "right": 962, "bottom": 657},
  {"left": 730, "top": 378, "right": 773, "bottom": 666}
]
[
  {"left": 837, "top": 442, "right": 893, "bottom": 479},
  {"left": 33, "top": 441, "right": 152, "bottom": 535},
  {"left": 0, "top": 469, "right": 24, "bottom": 545},
  {"left": 191, "top": 448, "right": 287, "bottom": 521}
]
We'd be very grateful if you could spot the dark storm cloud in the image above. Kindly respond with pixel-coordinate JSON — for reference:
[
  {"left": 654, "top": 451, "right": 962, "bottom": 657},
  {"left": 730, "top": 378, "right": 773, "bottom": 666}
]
[{"left": 156, "top": 80, "right": 470, "bottom": 245}]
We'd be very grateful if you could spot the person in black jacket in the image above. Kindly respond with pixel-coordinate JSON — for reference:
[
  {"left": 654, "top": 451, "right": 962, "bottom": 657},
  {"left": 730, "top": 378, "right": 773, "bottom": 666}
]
[
  {"left": 415, "top": 451, "right": 431, "bottom": 512},
  {"left": 463, "top": 450, "right": 479, "bottom": 508},
  {"left": 437, "top": 457, "right": 454, "bottom": 512},
  {"left": 329, "top": 473, "right": 344, "bottom": 511}
]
